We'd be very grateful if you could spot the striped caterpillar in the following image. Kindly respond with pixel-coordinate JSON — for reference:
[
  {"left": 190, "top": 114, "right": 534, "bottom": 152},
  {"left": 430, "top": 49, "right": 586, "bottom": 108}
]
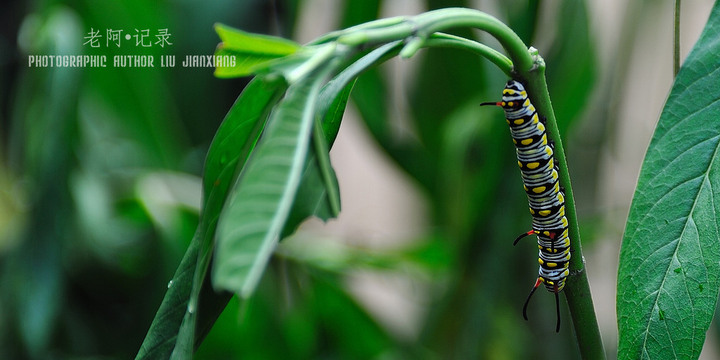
[{"left": 481, "top": 80, "right": 571, "bottom": 332}]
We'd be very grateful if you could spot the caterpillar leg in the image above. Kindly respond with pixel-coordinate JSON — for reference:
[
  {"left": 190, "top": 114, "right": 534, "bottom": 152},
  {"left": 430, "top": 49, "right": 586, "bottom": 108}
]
[
  {"left": 554, "top": 285, "right": 561, "bottom": 333},
  {"left": 523, "top": 279, "right": 562, "bottom": 333},
  {"left": 522, "top": 278, "right": 543, "bottom": 321},
  {"left": 514, "top": 230, "right": 536, "bottom": 246}
]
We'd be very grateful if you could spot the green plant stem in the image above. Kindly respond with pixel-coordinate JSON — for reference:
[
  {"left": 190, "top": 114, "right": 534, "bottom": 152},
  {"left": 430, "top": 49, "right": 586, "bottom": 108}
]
[
  {"left": 674, "top": 0, "right": 681, "bottom": 76},
  {"left": 520, "top": 54, "right": 606, "bottom": 360},
  {"left": 423, "top": 33, "right": 513, "bottom": 76},
  {"left": 333, "top": 8, "right": 533, "bottom": 73},
  {"left": 412, "top": 8, "right": 534, "bottom": 72}
]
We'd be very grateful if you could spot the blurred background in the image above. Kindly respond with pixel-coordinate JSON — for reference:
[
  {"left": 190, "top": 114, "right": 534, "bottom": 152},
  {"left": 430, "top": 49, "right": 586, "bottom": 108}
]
[{"left": 0, "top": 0, "right": 716, "bottom": 359}]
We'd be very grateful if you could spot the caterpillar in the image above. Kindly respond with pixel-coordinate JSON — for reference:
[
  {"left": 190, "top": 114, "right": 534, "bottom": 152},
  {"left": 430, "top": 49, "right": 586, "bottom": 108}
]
[{"left": 481, "top": 80, "right": 571, "bottom": 333}]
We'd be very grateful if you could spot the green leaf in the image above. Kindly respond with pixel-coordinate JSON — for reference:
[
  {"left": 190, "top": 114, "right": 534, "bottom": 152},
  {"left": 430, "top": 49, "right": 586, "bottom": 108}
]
[
  {"left": 213, "top": 23, "right": 300, "bottom": 78},
  {"left": 135, "top": 238, "right": 202, "bottom": 360},
  {"left": 136, "top": 78, "right": 285, "bottom": 360},
  {"left": 321, "top": 41, "right": 402, "bottom": 140},
  {"left": 202, "top": 77, "right": 287, "bottom": 211},
  {"left": 617, "top": 3, "right": 720, "bottom": 359},
  {"left": 168, "top": 225, "right": 221, "bottom": 360},
  {"left": 310, "top": 106, "right": 341, "bottom": 216},
  {"left": 280, "top": 41, "right": 404, "bottom": 237},
  {"left": 280, "top": 81, "right": 353, "bottom": 238},
  {"left": 215, "top": 23, "right": 300, "bottom": 55},
  {"left": 212, "top": 71, "right": 327, "bottom": 298}
]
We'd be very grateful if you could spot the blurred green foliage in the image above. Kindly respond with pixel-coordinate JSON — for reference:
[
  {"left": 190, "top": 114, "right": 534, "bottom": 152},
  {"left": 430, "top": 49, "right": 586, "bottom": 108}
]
[{"left": 0, "top": 0, "right": 608, "bottom": 359}]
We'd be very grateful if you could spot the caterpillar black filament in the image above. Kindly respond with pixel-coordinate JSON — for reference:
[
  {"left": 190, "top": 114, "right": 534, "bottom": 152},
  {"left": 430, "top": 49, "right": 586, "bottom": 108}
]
[{"left": 481, "top": 80, "right": 571, "bottom": 333}]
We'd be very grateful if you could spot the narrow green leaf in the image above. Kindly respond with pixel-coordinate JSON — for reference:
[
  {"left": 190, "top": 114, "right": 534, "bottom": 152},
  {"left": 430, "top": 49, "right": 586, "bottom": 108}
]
[
  {"left": 135, "top": 238, "right": 201, "bottom": 360},
  {"left": 137, "top": 78, "right": 285, "bottom": 360},
  {"left": 311, "top": 106, "right": 340, "bottom": 217},
  {"left": 280, "top": 80, "right": 354, "bottom": 238},
  {"left": 212, "top": 71, "right": 327, "bottom": 298},
  {"left": 215, "top": 23, "right": 300, "bottom": 55},
  {"left": 617, "top": 3, "right": 720, "bottom": 359},
  {"left": 214, "top": 45, "right": 289, "bottom": 79},
  {"left": 213, "top": 23, "right": 300, "bottom": 78},
  {"left": 202, "top": 77, "right": 287, "bottom": 210},
  {"left": 172, "top": 78, "right": 288, "bottom": 357},
  {"left": 280, "top": 41, "right": 403, "bottom": 237},
  {"left": 168, "top": 224, "right": 218, "bottom": 360},
  {"left": 317, "top": 40, "right": 402, "bottom": 141}
]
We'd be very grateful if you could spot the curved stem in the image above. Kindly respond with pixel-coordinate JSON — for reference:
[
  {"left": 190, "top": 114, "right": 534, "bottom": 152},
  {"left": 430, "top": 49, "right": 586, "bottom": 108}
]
[
  {"left": 333, "top": 8, "right": 533, "bottom": 73},
  {"left": 520, "top": 56, "right": 606, "bottom": 360},
  {"left": 411, "top": 8, "right": 534, "bottom": 72},
  {"left": 674, "top": 0, "right": 681, "bottom": 77},
  {"left": 309, "top": 16, "right": 407, "bottom": 45},
  {"left": 423, "top": 33, "right": 513, "bottom": 77}
]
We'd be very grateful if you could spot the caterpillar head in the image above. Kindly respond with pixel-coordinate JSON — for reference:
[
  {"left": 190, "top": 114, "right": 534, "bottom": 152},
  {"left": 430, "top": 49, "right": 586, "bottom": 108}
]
[{"left": 500, "top": 80, "right": 528, "bottom": 110}]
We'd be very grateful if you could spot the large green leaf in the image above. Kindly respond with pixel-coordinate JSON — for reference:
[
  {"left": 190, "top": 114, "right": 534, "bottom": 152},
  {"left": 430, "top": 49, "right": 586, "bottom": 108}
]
[
  {"left": 212, "top": 71, "right": 327, "bottom": 298},
  {"left": 617, "top": 2, "right": 720, "bottom": 359}
]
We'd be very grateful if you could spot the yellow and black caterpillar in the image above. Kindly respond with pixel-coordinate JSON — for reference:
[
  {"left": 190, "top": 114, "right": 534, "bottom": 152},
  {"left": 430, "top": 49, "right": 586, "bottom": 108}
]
[{"left": 482, "top": 80, "right": 571, "bottom": 332}]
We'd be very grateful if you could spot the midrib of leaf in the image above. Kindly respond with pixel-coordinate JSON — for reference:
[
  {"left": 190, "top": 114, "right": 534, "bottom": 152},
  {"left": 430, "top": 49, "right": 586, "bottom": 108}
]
[
  {"left": 639, "top": 134, "right": 720, "bottom": 358},
  {"left": 240, "top": 109, "right": 308, "bottom": 295},
  {"left": 213, "top": 73, "right": 326, "bottom": 298}
]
